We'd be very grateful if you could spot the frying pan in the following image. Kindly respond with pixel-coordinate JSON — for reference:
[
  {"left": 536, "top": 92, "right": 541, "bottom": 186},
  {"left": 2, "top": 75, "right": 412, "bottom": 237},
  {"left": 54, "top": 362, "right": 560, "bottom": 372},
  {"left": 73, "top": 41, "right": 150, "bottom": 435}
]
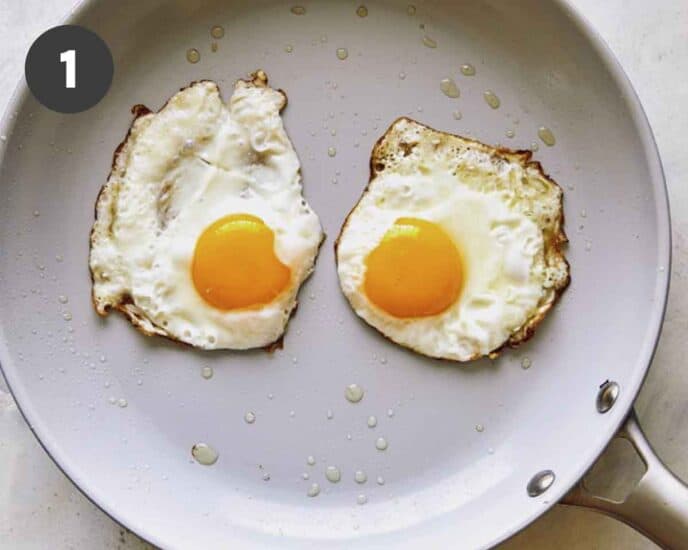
[{"left": 0, "top": 0, "right": 685, "bottom": 548}]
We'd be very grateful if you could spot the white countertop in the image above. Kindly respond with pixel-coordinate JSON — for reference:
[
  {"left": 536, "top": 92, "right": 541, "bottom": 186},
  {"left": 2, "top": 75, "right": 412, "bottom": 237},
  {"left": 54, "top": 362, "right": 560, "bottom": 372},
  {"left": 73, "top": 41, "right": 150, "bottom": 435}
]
[{"left": 1, "top": 1, "right": 686, "bottom": 548}]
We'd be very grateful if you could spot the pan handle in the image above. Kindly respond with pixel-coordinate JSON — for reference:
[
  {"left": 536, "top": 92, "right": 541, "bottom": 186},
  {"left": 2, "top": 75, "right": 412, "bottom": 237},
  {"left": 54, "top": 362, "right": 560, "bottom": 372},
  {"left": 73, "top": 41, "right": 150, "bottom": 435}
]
[{"left": 562, "top": 410, "right": 688, "bottom": 549}]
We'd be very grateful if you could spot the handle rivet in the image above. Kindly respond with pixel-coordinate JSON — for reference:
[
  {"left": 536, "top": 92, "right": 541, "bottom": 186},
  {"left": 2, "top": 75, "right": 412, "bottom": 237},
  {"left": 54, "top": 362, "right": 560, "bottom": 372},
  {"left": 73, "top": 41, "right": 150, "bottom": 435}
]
[
  {"left": 527, "top": 470, "right": 555, "bottom": 497},
  {"left": 597, "top": 380, "right": 620, "bottom": 413}
]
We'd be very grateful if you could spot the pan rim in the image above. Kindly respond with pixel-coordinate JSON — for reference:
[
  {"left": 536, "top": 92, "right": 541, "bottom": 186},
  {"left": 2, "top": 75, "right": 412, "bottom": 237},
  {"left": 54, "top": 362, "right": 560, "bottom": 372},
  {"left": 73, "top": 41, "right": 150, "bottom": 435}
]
[{"left": 0, "top": 0, "right": 672, "bottom": 548}]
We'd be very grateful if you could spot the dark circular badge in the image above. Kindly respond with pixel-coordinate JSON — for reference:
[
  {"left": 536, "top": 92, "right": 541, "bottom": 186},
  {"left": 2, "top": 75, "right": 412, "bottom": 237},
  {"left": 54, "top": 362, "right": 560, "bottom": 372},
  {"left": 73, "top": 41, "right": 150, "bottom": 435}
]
[{"left": 25, "top": 25, "right": 114, "bottom": 114}]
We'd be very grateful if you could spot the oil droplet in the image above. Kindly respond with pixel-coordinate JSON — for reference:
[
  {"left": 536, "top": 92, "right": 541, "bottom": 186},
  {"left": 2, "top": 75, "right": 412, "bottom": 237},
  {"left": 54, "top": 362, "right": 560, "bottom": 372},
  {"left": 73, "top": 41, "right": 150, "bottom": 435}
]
[
  {"left": 186, "top": 48, "right": 200, "bottom": 64},
  {"left": 585, "top": 240, "right": 592, "bottom": 252},
  {"left": 302, "top": 472, "right": 310, "bottom": 480},
  {"left": 289, "top": 410, "right": 296, "bottom": 418},
  {"left": 399, "top": 71, "right": 407, "bottom": 80},
  {"left": 367, "top": 415, "right": 377, "bottom": 428},
  {"left": 291, "top": 5, "right": 306, "bottom": 15},
  {"left": 327, "top": 409, "right": 334, "bottom": 419},
  {"left": 440, "top": 78, "right": 460, "bottom": 98},
  {"left": 387, "top": 408, "right": 395, "bottom": 417},
  {"left": 422, "top": 35, "right": 437, "bottom": 48},
  {"left": 192, "top": 443, "right": 219, "bottom": 465},
  {"left": 506, "top": 129, "right": 515, "bottom": 139},
  {"left": 531, "top": 142, "right": 539, "bottom": 152},
  {"left": 538, "top": 126, "right": 556, "bottom": 146},
  {"left": 460, "top": 63, "right": 476, "bottom": 76},
  {"left": 33, "top": 210, "right": 40, "bottom": 217},
  {"left": 118, "top": 398, "right": 128, "bottom": 408},
  {"left": 63, "top": 312, "right": 72, "bottom": 321},
  {"left": 99, "top": 355, "right": 107, "bottom": 363},
  {"left": 345, "top": 383, "right": 364, "bottom": 403},
  {"left": 452, "top": 110, "right": 462, "bottom": 120},
  {"left": 201, "top": 366, "right": 214, "bottom": 379},
  {"left": 108, "top": 396, "right": 116, "bottom": 404},
  {"left": 267, "top": 392, "right": 274, "bottom": 400},
  {"left": 521, "top": 356, "right": 532, "bottom": 370},
  {"left": 285, "top": 44, "right": 293, "bottom": 53},
  {"left": 58, "top": 295, "right": 68, "bottom": 304},
  {"left": 376, "top": 476, "right": 385, "bottom": 485},
  {"left": 357, "top": 494, "right": 368, "bottom": 505},
  {"left": 326, "top": 466, "right": 341, "bottom": 483},
  {"left": 356, "top": 5, "right": 368, "bottom": 17},
  {"left": 354, "top": 470, "right": 367, "bottom": 484},
  {"left": 244, "top": 411, "right": 256, "bottom": 424},
  {"left": 475, "top": 424, "right": 485, "bottom": 433},
  {"left": 210, "top": 25, "right": 225, "bottom": 39},
  {"left": 328, "top": 146, "right": 337, "bottom": 157},
  {"left": 407, "top": 4, "right": 417, "bottom": 16},
  {"left": 307, "top": 455, "right": 316, "bottom": 466},
  {"left": 211, "top": 42, "right": 218, "bottom": 53},
  {"left": 330, "top": 128, "right": 337, "bottom": 136},
  {"left": 580, "top": 209, "right": 587, "bottom": 218},
  {"left": 483, "top": 90, "right": 500, "bottom": 109},
  {"left": 56, "top": 254, "right": 64, "bottom": 262},
  {"left": 307, "top": 482, "right": 320, "bottom": 497},
  {"left": 375, "top": 437, "right": 388, "bottom": 450},
  {"left": 336, "top": 48, "right": 349, "bottom": 60}
]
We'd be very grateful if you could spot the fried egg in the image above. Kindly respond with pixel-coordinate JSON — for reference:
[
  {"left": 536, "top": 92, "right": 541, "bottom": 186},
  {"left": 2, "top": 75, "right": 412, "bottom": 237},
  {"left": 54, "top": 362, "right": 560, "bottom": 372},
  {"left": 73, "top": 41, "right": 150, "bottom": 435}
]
[
  {"left": 89, "top": 71, "right": 323, "bottom": 350},
  {"left": 336, "top": 118, "right": 569, "bottom": 361}
]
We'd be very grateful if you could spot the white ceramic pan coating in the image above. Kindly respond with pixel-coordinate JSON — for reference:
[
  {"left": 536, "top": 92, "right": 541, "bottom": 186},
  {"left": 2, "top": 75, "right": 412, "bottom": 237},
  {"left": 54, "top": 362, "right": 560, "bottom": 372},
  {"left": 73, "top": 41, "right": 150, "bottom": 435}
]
[{"left": 0, "top": 1, "right": 684, "bottom": 548}]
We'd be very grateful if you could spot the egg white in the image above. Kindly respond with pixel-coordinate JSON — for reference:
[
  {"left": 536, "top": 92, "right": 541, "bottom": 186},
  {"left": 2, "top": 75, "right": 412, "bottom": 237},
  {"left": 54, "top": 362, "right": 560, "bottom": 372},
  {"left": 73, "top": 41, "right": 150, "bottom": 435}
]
[
  {"left": 90, "top": 72, "right": 323, "bottom": 349},
  {"left": 336, "top": 118, "right": 568, "bottom": 361}
]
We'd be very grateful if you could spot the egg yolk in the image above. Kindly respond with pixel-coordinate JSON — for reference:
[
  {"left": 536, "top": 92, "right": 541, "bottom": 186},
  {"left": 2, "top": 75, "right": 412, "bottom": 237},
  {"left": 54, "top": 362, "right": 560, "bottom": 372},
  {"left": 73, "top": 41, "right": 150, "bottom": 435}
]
[
  {"left": 363, "top": 217, "right": 463, "bottom": 318},
  {"left": 192, "top": 214, "right": 291, "bottom": 310}
]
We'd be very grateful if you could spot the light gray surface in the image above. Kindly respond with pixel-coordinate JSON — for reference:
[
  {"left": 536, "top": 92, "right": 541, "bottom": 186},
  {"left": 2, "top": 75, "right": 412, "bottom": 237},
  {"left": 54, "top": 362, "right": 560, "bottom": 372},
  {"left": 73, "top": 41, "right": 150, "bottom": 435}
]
[{"left": 0, "top": 0, "right": 685, "bottom": 548}]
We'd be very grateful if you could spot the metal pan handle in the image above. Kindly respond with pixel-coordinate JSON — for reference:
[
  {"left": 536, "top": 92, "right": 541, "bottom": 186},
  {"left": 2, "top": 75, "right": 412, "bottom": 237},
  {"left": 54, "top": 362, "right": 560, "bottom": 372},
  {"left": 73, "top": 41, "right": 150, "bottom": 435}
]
[{"left": 562, "top": 410, "right": 688, "bottom": 549}]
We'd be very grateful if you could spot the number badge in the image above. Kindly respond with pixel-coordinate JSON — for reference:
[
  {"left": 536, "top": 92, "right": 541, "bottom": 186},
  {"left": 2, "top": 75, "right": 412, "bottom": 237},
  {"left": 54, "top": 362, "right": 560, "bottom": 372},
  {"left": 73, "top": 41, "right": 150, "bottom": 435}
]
[{"left": 25, "top": 25, "right": 113, "bottom": 114}]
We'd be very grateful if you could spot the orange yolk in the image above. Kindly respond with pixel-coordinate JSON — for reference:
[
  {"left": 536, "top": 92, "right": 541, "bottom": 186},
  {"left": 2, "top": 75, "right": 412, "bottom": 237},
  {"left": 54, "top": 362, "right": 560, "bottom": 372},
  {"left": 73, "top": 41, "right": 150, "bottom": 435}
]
[
  {"left": 192, "top": 214, "right": 291, "bottom": 310},
  {"left": 363, "top": 217, "right": 463, "bottom": 318}
]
